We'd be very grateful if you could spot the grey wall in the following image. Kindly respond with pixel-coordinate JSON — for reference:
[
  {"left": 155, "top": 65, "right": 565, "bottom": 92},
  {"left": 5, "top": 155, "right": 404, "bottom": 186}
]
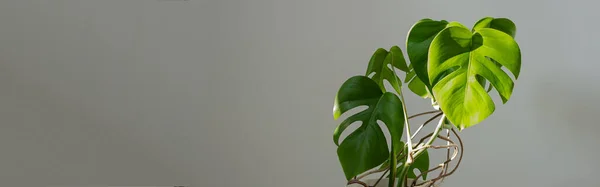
[{"left": 0, "top": 0, "right": 597, "bottom": 187}]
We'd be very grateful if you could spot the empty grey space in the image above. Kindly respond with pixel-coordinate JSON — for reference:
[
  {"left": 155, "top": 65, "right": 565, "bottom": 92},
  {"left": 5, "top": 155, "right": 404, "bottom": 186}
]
[{"left": 0, "top": 0, "right": 596, "bottom": 187}]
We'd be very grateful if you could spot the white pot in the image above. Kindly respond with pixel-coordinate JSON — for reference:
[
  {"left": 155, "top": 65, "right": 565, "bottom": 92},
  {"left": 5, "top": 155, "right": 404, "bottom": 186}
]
[{"left": 346, "top": 178, "right": 438, "bottom": 187}]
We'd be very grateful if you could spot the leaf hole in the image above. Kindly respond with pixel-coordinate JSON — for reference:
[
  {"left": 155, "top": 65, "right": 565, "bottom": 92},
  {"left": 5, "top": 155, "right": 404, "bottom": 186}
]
[
  {"left": 383, "top": 79, "right": 395, "bottom": 92},
  {"left": 501, "top": 66, "right": 516, "bottom": 80},
  {"left": 386, "top": 64, "right": 405, "bottom": 75},
  {"left": 487, "top": 56, "right": 516, "bottom": 80},
  {"left": 413, "top": 168, "right": 422, "bottom": 179},
  {"left": 474, "top": 74, "right": 489, "bottom": 89},
  {"left": 338, "top": 121, "right": 362, "bottom": 144},
  {"left": 338, "top": 105, "right": 369, "bottom": 120},
  {"left": 387, "top": 64, "right": 394, "bottom": 70},
  {"left": 367, "top": 72, "right": 377, "bottom": 78},
  {"left": 377, "top": 120, "right": 392, "bottom": 152}
]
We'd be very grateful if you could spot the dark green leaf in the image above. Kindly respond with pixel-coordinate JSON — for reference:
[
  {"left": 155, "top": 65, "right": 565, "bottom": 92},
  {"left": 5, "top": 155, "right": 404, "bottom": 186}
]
[
  {"left": 427, "top": 23, "right": 521, "bottom": 129},
  {"left": 333, "top": 76, "right": 405, "bottom": 180},
  {"left": 378, "top": 141, "right": 405, "bottom": 171},
  {"left": 406, "top": 19, "right": 449, "bottom": 91},
  {"left": 388, "top": 140, "right": 398, "bottom": 187},
  {"left": 366, "top": 46, "right": 408, "bottom": 94}
]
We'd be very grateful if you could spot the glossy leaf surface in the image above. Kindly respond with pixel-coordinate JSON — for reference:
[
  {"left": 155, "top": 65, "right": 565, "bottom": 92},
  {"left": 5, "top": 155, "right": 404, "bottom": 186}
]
[
  {"left": 428, "top": 23, "right": 521, "bottom": 129},
  {"left": 333, "top": 76, "right": 405, "bottom": 180},
  {"left": 406, "top": 19, "right": 449, "bottom": 94},
  {"left": 366, "top": 47, "right": 408, "bottom": 93}
]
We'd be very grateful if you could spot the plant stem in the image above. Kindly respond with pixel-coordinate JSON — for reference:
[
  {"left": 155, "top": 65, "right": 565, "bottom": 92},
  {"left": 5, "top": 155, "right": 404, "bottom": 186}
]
[
  {"left": 397, "top": 114, "right": 446, "bottom": 187},
  {"left": 373, "top": 168, "right": 390, "bottom": 187},
  {"left": 407, "top": 110, "right": 440, "bottom": 119},
  {"left": 347, "top": 180, "right": 369, "bottom": 187},
  {"left": 411, "top": 112, "right": 443, "bottom": 139},
  {"left": 356, "top": 168, "right": 387, "bottom": 180},
  {"left": 414, "top": 114, "right": 446, "bottom": 157},
  {"left": 397, "top": 91, "right": 413, "bottom": 163}
]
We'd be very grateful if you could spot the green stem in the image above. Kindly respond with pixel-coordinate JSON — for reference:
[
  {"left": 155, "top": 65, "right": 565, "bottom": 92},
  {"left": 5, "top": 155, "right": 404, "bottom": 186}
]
[
  {"left": 414, "top": 114, "right": 446, "bottom": 157},
  {"left": 398, "top": 91, "right": 413, "bottom": 162},
  {"left": 397, "top": 114, "right": 446, "bottom": 187},
  {"left": 389, "top": 91, "right": 411, "bottom": 187}
]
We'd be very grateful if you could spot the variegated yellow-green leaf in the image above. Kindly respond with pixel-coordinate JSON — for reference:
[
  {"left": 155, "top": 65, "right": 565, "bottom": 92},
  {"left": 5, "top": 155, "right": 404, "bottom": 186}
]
[
  {"left": 427, "top": 21, "right": 521, "bottom": 130},
  {"left": 472, "top": 17, "right": 518, "bottom": 92}
]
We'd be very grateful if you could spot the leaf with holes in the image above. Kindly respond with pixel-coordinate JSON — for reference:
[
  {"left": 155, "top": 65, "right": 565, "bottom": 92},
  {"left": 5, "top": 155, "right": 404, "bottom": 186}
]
[
  {"left": 427, "top": 20, "right": 521, "bottom": 129},
  {"left": 472, "top": 17, "right": 518, "bottom": 92},
  {"left": 366, "top": 46, "right": 409, "bottom": 93},
  {"left": 333, "top": 76, "right": 405, "bottom": 180}
]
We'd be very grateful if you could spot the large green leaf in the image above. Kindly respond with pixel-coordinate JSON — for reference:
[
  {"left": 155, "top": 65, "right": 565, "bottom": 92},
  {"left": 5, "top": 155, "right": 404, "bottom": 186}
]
[
  {"left": 366, "top": 46, "right": 409, "bottom": 93},
  {"left": 427, "top": 23, "right": 521, "bottom": 129},
  {"left": 333, "top": 76, "right": 405, "bottom": 180},
  {"left": 472, "top": 17, "right": 517, "bottom": 92},
  {"left": 406, "top": 19, "right": 449, "bottom": 95}
]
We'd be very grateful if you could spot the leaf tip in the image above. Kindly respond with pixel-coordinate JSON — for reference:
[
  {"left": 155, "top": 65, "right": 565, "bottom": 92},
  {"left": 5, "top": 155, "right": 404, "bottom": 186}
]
[{"left": 333, "top": 96, "right": 341, "bottom": 120}]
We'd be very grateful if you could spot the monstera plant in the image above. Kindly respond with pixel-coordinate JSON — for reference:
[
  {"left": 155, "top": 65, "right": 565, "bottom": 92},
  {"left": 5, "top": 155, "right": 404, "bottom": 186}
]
[{"left": 332, "top": 17, "right": 521, "bottom": 187}]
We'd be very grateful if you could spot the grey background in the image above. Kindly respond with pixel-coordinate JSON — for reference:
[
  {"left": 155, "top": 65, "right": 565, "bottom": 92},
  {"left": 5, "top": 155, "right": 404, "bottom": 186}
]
[{"left": 0, "top": 0, "right": 596, "bottom": 186}]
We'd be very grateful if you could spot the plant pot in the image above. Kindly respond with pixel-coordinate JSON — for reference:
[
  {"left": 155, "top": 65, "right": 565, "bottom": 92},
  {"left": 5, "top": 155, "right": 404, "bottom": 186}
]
[{"left": 346, "top": 178, "right": 438, "bottom": 187}]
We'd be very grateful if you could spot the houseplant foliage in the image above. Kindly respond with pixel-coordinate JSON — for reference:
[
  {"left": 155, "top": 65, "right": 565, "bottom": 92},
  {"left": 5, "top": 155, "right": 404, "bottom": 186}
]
[{"left": 332, "top": 17, "right": 521, "bottom": 187}]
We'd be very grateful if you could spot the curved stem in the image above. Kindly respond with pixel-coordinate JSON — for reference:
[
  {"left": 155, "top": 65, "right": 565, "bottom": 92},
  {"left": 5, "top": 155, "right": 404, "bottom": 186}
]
[
  {"left": 347, "top": 180, "right": 369, "bottom": 187},
  {"left": 356, "top": 168, "right": 387, "bottom": 180},
  {"left": 398, "top": 114, "right": 446, "bottom": 187},
  {"left": 407, "top": 110, "right": 440, "bottom": 119},
  {"left": 412, "top": 128, "right": 465, "bottom": 187},
  {"left": 398, "top": 92, "right": 413, "bottom": 162},
  {"left": 413, "top": 114, "right": 446, "bottom": 157},
  {"left": 411, "top": 112, "right": 443, "bottom": 139},
  {"left": 392, "top": 86, "right": 413, "bottom": 187},
  {"left": 373, "top": 169, "right": 390, "bottom": 187}
]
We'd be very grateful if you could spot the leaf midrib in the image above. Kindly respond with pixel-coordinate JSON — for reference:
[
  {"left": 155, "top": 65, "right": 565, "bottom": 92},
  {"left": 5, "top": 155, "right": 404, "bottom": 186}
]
[
  {"left": 465, "top": 33, "right": 474, "bottom": 120},
  {"left": 366, "top": 95, "right": 387, "bottom": 130}
]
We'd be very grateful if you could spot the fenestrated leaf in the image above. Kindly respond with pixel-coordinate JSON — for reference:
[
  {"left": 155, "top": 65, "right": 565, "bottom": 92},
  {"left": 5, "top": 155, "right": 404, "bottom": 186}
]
[
  {"left": 333, "top": 76, "right": 405, "bottom": 180},
  {"left": 366, "top": 46, "right": 408, "bottom": 94},
  {"left": 427, "top": 24, "right": 521, "bottom": 129},
  {"left": 472, "top": 17, "right": 518, "bottom": 92},
  {"left": 406, "top": 19, "right": 449, "bottom": 93}
]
